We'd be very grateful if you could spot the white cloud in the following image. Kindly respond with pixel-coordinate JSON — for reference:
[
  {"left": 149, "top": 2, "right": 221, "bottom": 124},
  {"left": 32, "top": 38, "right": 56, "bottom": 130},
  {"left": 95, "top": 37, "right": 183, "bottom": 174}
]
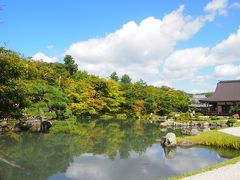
[
  {"left": 204, "top": 0, "right": 229, "bottom": 15},
  {"left": 230, "top": 2, "right": 240, "bottom": 9},
  {"left": 162, "top": 26, "right": 240, "bottom": 85},
  {"left": 30, "top": 0, "right": 237, "bottom": 92},
  {"left": 164, "top": 47, "right": 210, "bottom": 70},
  {"left": 151, "top": 80, "right": 172, "bottom": 87},
  {"left": 213, "top": 64, "right": 240, "bottom": 77},
  {"left": 209, "top": 27, "right": 240, "bottom": 64},
  {"left": 64, "top": 145, "right": 223, "bottom": 180},
  {"left": 163, "top": 47, "right": 210, "bottom": 81},
  {"left": 47, "top": 45, "right": 54, "bottom": 50},
  {"left": 190, "top": 89, "right": 205, "bottom": 94},
  {"left": 32, "top": 52, "right": 58, "bottom": 63},
  {"left": 65, "top": 5, "right": 210, "bottom": 81}
]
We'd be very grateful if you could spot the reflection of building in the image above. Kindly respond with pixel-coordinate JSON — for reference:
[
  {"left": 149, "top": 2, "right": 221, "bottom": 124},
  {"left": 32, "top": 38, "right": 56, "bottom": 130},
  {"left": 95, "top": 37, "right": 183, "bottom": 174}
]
[{"left": 200, "top": 80, "right": 240, "bottom": 115}]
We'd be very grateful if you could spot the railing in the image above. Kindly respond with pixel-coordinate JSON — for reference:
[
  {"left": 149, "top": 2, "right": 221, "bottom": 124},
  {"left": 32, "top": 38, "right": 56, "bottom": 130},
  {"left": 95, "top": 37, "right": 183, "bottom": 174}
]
[{"left": 206, "top": 111, "right": 230, "bottom": 116}]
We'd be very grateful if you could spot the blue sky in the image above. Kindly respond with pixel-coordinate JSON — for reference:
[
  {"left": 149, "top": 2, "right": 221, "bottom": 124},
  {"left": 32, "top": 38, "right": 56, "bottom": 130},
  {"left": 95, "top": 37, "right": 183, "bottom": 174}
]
[{"left": 1, "top": 0, "right": 240, "bottom": 93}]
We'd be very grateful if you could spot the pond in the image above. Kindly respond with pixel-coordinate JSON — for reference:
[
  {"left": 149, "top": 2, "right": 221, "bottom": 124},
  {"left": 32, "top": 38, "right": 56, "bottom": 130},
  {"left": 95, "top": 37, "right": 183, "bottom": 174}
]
[{"left": 0, "top": 123, "right": 239, "bottom": 180}]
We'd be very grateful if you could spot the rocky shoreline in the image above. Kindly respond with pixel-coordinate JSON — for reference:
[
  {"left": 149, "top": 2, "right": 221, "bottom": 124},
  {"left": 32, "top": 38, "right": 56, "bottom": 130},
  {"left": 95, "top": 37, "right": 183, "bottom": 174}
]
[
  {"left": 0, "top": 119, "right": 52, "bottom": 133},
  {"left": 159, "top": 120, "right": 229, "bottom": 129}
]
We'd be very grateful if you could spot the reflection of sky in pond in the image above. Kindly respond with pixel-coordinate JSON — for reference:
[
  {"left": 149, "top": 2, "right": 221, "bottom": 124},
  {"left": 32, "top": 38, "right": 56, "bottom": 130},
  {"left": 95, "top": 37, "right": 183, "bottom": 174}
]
[
  {"left": 0, "top": 128, "right": 239, "bottom": 180},
  {"left": 49, "top": 144, "right": 227, "bottom": 180}
]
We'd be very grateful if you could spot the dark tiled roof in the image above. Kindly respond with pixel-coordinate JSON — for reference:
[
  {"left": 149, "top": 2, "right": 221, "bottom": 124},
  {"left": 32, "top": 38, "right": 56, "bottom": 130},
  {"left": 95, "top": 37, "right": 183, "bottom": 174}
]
[{"left": 200, "top": 80, "right": 240, "bottom": 102}]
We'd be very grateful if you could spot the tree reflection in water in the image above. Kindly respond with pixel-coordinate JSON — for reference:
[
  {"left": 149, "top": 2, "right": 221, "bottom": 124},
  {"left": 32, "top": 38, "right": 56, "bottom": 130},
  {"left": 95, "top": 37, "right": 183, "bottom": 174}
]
[{"left": 0, "top": 122, "right": 239, "bottom": 180}]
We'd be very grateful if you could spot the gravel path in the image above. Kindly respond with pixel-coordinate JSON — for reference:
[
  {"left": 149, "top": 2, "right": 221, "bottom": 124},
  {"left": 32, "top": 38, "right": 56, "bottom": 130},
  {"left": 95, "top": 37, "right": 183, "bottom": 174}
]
[
  {"left": 181, "top": 127, "right": 240, "bottom": 180},
  {"left": 219, "top": 127, "right": 240, "bottom": 137},
  {"left": 182, "top": 162, "right": 240, "bottom": 180}
]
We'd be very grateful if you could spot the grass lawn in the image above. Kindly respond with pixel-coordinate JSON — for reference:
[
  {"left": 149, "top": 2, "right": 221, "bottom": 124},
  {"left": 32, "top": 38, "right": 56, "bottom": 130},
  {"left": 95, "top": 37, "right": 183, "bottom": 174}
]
[{"left": 177, "top": 130, "right": 240, "bottom": 149}]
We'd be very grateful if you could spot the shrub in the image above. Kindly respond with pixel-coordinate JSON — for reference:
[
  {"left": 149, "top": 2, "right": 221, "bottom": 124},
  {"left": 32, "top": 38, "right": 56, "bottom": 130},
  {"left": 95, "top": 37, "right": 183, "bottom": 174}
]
[
  {"left": 195, "top": 112, "right": 203, "bottom": 118},
  {"left": 230, "top": 105, "right": 240, "bottom": 115},
  {"left": 99, "top": 114, "right": 113, "bottom": 120},
  {"left": 194, "top": 117, "right": 207, "bottom": 121},
  {"left": 227, "top": 118, "right": 237, "bottom": 126},
  {"left": 175, "top": 112, "right": 191, "bottom": 122},
  {"left": 167, "top": 112, "right": 178, "bottom": 119},
  {"left": 210, "top": 116, "right": 220, "bottom": 120},
  {"left": 116, "top": 113, "right": 127, "bottom": 120}
]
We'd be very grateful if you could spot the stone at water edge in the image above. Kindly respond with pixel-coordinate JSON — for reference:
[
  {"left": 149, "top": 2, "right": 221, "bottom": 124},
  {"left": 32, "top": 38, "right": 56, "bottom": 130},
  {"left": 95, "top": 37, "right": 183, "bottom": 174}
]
[
  {"left": 41, "top": 121, "right": 52, "bottom": 132},
  {"left": 203, "top": 127, "right": 211, "bottom": 132},
  {"left": 180, "top": 140, "right": 193, "bottom": 147},
  {"left": 203, "top": 122, "right": 209, "bottom": 127},
  {"left": 13, "top": 123, "right": 25, "bottom": 132},
  {"left": 190, "top": 129, "right": 199, "bottom": 136},
  {"left": 29, "top": 122, "right": 41, "bottom": 133},
  {"left": 12, "top": 120, "right": 52, "bottom": 133},
  {"left": 165, "top": 133, "right": 177, "bottom": 146},
  {"left": 221, "top": 122, "right": 228, "bottom": 127}
]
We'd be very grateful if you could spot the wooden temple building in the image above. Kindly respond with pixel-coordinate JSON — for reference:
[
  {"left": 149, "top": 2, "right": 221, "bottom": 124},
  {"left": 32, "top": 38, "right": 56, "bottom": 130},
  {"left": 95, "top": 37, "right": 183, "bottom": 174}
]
[{"left": 200, "top": 80, "right": 240, "bottom": 115}]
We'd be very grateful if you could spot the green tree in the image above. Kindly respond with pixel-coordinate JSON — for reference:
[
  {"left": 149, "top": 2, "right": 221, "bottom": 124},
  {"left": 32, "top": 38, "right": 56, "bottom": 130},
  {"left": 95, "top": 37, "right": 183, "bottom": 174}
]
[
  {"left": 133, "top": 99, "right": 145, "bottom": 116},
  {"left": 66, "top": 78, "right": 105, "bottom": 118},
  {"left": 64, "top": 55, "right": 78, "bottom": 76},
  {"left": 101, "top": 79, "right": 125, "bottom": 114},
  {"left": 0, "top": 47, "right": 27, "bottom": 118},
  {"left": 0, "top": 47, "right": 191, "bottom": 121},
  {"left": 121, "top": 74, "right": 131, "bottom": 84},
  {"left": 23, "top": 83, "right": 69, "bottom": 120},
  {"left": 110, "top": 72, "right": 119, "bottom": 82}
]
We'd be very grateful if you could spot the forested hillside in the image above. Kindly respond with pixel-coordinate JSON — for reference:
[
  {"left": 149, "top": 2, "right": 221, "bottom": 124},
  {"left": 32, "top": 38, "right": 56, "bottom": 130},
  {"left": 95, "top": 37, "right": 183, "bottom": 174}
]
[{"left": 0, "top": 47, "right": 190, "bottom": 121}]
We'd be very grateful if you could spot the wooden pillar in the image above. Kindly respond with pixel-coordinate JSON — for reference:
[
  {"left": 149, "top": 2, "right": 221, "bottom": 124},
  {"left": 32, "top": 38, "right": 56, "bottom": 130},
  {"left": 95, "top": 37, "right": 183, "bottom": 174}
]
[{"left": 206, "top": 102, "right": 208, "bottom": 115}]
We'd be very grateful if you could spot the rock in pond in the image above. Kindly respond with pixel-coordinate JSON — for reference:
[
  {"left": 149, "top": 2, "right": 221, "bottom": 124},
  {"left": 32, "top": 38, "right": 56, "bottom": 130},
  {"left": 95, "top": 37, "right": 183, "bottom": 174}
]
[
  {"left": 161, "top": 133, "right": 177, "bottom": 147},
  {"left": 41, "top": 121, "right": 52, "bottom": 132}
]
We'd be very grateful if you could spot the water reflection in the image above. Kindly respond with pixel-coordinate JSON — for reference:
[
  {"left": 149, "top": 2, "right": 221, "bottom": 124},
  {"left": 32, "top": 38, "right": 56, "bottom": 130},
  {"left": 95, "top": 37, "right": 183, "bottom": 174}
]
[
  {"left": 163, "top": 147, "right": 177, "bottom": 159},
  {"left": 0, "top": 123, "right": 239, "bottom": 180},
  {"left": 55, "top": 145, "right": 234, "bottom": 180}
]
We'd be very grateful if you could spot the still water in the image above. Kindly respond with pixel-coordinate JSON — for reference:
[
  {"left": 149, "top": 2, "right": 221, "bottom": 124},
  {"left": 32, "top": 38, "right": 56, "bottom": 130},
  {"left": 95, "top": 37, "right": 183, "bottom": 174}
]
[{"left": 0, "top": 123, "right": 239, "bottom": 180}]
